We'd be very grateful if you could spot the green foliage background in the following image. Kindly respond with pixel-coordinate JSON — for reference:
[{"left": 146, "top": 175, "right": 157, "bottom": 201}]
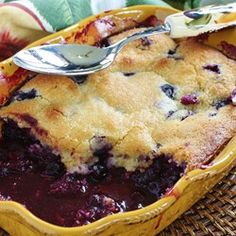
[
  {"left": 127, "top": 0, "right": 235, "bottom": 9},
  {"left": 1, "top": 0, "right": 234, "bottom": 31}
]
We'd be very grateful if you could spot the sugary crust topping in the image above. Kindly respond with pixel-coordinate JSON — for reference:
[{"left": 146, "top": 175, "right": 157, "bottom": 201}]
[{"left": 0, "top": 28, "right": 236, "bottom": 172}]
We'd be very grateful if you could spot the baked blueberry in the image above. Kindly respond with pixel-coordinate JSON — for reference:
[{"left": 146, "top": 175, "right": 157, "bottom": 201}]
[
  {"left": 167, "top": 45, "right": 183, "bottom": 60},
  {"left": 148, "top": 182, "right": 162, "bottom": 197},
  {"left": 168, "top": 48, "right": 176, "bottom": 55},
  {"left": 70, "top": 75, "right": 88, "bottom": 84},
  {"left": 131, "top": 156, "right": 184, "bottom": 199},
  {"left": 95, "top": 38, "right": 111, "bottom": 48},
  {"left": 43, "top": 161, "right": 66, "bottom": 178},
  {"left": 156, "top": 143, "right": 162, "bottom": 150},
  {"left": 203, "top": 64, "right": 220, "bottom": 74},
  {"left": 11, "top": 89, "right": 38, "bottom": 102},
  {"left": 140, "top": 37, "right": 153, "bottom": 47},
  {"left": 229, "top": 88, "right": 236, "bottom": 105},
  {"left": 213, "top": 98, "right": 231, "bottom": 110},
  {"left": 0, "top": 167, "right": 11, "bottom": 177},
  {"left": 90, "top": 163, "right": 108, "bottom": 181},
  {"left": 167, "top": 109, "right": 194, "bottom": 121},
  {"left": 123, "top": 72, "right": 135, "bottom": 76},
  {"left": 160, "top": 84, "right": 176, "bottom": 99},
  {"left": 89, "top": 136, "right": 112, "bottom": 157}
]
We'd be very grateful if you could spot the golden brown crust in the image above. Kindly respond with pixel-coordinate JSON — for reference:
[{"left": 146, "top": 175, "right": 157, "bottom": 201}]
[{"left": 0, "top": 28, "right": 235, "bottom": 172}]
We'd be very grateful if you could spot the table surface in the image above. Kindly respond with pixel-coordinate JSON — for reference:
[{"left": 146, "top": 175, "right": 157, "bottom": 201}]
[{"left": 160, "top": 167, "right": 236, "bottom": 236}]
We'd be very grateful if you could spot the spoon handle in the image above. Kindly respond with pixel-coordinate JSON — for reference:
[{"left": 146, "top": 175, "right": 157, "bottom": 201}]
[
  {"left": 112, "top": 23, "right": 170, "bottom": 52},
  {"left": 166, "top": 2, "right": 236, "bottom": 38},
  {"left": 112, "top": 2, "right": 236, "bottom": 51}
]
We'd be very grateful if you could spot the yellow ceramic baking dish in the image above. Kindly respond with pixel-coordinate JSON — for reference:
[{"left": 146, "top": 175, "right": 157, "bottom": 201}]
[{"left": 0, "top": 5, "right": 235, "bottom": 236}]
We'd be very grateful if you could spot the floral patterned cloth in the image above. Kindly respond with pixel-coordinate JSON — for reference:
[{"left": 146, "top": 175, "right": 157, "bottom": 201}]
[{"left": 0, "top": 0, "right": 234, "bottom": 60}]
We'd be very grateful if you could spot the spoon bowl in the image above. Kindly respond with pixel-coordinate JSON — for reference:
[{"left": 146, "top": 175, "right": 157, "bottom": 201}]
[
  {"left": 13, "top": 44, "right": 116, "bottom": 76},
  {"left": 13, "top": 3, "right": 236, "bottom": 76}
]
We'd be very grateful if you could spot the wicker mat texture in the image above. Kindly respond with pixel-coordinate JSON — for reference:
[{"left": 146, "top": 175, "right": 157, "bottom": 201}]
[
  {"left": 160, "top": 167, "right": 236, "bottom": 236},
  {"left": 0, "top": 167, "right": 235, "bottom": 236}
]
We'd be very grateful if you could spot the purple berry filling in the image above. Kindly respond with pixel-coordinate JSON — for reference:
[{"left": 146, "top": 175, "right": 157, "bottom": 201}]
[
  {"left": 203, "top": 64, "right": 220, "bottom": 74},
  {"left": 0, "top": 229, "right": 8, "bottom": 236},
  {"left": 74, "top": 194, "right": 122, "bottom": 225},
  {"left": 0, "top": 121, "right": 185, "bottom": 227},
  {"left": 49, "top": 174, "right": 88, "bottom": 196},
  {"left": 181, "top": 95, "right": 199, "bottom": 105}
]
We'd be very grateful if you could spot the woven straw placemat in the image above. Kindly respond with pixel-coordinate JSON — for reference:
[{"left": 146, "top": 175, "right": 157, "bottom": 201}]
[
  {"left": 160, "top": 167, "right": 236, "bottom": 236},
  {"left": 1, "top": 167, "right": 235, "bottom": 236}
]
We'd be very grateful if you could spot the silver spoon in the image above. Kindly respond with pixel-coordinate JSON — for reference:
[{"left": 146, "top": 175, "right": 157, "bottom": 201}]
[{"left": 13, "top": 3, "right": 236, "bottom": 76}]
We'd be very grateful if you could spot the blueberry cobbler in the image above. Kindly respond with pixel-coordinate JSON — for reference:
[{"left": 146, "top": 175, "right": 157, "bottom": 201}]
[{"left": 0, "top": 25, "right": 236, "bottom": 227}]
